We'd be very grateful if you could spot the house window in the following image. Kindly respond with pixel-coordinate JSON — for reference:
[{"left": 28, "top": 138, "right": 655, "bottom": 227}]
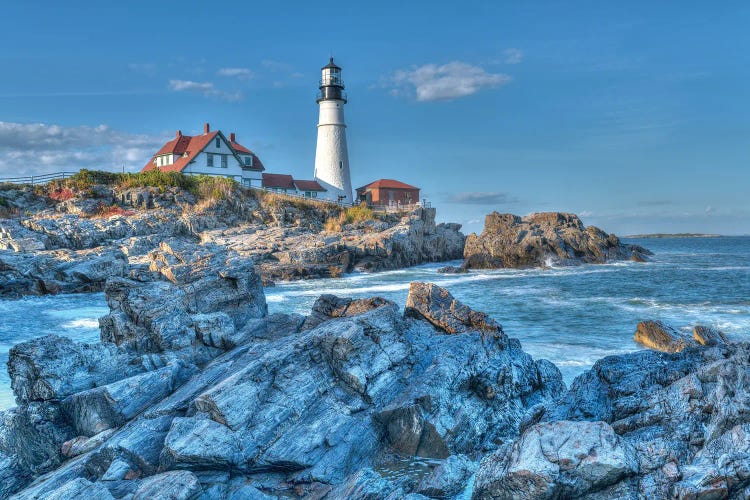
[
  {"left": 215, "top": 137, "right": 220, "bottom": 148},
  {"left": 304, "top": 191, "right": 311, "bottom": 198},
  {"left": 339, "top": 161, "right": 343, "bottom": 169},
  {"left": 244, "top": 156, "right": 253, "bottom": 166},
  {"left": 221, "top": 155, "right": 227, "bottom": 168},
  {"left": 207, "top": 154, "right": 214, "bottom": 167},
  {"left": 312, "top": 191, "right": 318, "bottom": 198}
]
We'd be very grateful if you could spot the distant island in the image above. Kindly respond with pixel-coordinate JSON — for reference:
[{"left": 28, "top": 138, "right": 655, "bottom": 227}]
[{"left": 624, "top": 233, "right": 723, "bottom": 239}]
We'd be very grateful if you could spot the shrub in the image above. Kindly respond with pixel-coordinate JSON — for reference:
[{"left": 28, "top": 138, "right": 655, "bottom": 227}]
[
  {"left": 48, "top": 187, "right": 76, "bottom": 202},
  {"left": 323, "top": 204, "right": 376, "bottom": 232},
  {"left": 90, "top": 202, "right": 136, "bottom": 218},
  {"left": 344, "top": 204, "right": 374, "bottom": 224},
  {"left": 192, "top": 175, "right": 236, "bottom": 201}
]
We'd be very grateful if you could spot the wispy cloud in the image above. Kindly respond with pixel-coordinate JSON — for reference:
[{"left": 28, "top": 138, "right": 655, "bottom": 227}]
[
  {"left": 502, "top": 48, "right": 524, "bottom": 64},
  {"left": 261, "top": 59, "right": 293, "bottom": 72},
  {"left": 385, "top": 61, "right": 511, "bottom": 101},
  {"left": 0, "top": 122, "right": 164, "bottom": 176},
  {"left": 217, "top": 67, "right": 254, "bottom": 80},
  {"left": 448, "top": 191, "right": 518, "bottom": 205},
  {"left": 168, "top": 79, "right": 242, "bottom": 101}
]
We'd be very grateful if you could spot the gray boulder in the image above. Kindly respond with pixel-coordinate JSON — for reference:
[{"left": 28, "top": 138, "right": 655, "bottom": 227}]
[
  {"left": 8, "top": 335, "right": 159, "bottom": 404},
  {"left": 404, "top": 281, "right": 503, "bottom": 335},
  {"left": 61, "top": 362, "right": 194, "bottom": 436},
  {"left": 634, "top": 320, "right": 697, "bottom": 353},
  {"left": 473, "top": 420, "right": 637, "bottom": 499},
  {"left": 132, "top": 470, "right": 202, "bottom": 500},
  {"left": 535, "top": 343, "right": 750, "bottom": 498},
  {"left": 463, "top": 212, "right": 651, "bottom": 269},
  {"left": 417, "top": 454, "right": 477, "bottom": 498},
  {"left": 693, "top": 324, "right": 729, "bottom": 346}
]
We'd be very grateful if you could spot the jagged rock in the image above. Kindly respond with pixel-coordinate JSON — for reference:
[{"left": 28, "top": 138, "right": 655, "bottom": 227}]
[
  {"left": 0, "top": 403, "right": 73, "bottom": 498},
  {"left": 473, "top": 420, "right": 637, "bottom": 499},
  {"left": 160, "top": 416, "right": 243, "bottom": 471},
  {"left": 634, "top": 320, "right": 697, "bottom": 353},
  {"left": 463, "top": 211, "right": 651, "bottom": 269},
  {"left": 132, "top": 470, "right": 202, "bottom": 499},
  {"left": 536, "top": 343, "right": 750, "bottom": 498},
  {"left": 693, "top": 324, "right": 729, "bottom": 346},
  {"left": 148, "top": 239, "right": 266, "bottom": 326},
  {"left": 327, "top": 468, "right": 405, "bottom": 499},
  {"left": 43, "top": 478, "right": 115, "bottom": 500},
  {"left": 8, "top": 335, "right": 160, "bottom": 404},
  {"left": 60, "top": 429, "right": 115, "bottom": 458},
  {"left": 61, "top": 363, "right": 194, "bottom": 436},
  {"left": 0, "top": 247, "right": 127, "bottom": 298},
  {"left": 100, "top": 241, "right": 266, "bottom": 358},
  {"left": 404, "top": 282, "right": 503, "bottom": 335},
  {"left": 416, "top": 454, "right": 477, "bottom": 498},
  {"left": 4, "top": 274, "right": 567, "bottom": 497},
  {"left": 302, "top": 294, "right": 394, "bottom": 330},
  {"left": 157, "top": 295, "right": 562, "bottom": 486},
  {"left": 437, "top": 265, "right": 468, "bottom": 274}
]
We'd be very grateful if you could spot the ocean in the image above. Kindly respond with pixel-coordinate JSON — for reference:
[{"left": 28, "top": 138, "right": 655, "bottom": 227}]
[{"left": 1, "top": 236, "right": 748, "bottom": 410}]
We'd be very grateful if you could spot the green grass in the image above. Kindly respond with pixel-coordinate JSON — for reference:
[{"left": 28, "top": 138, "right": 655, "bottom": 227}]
[{"left": 52, "top": 169, "right": 237, "bottom": 200}]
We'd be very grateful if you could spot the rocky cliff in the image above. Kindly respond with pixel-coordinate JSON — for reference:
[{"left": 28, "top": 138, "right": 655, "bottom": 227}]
[
  {"left": 0, "top": 182, "right": 465, "bottom": 297},
  {"left": 0, "top": 244, "right": 565, "bottom": 499},
  {"left": 463, "top": 211, "right": 651, "bottom": 269}
]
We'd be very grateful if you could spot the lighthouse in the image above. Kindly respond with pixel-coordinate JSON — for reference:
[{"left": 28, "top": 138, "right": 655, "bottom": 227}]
[{"left": 313, "top": 57, "right": 353, "bottom": 203}]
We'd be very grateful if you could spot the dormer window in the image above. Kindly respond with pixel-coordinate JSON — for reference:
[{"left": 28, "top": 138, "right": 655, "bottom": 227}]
[{"left": 244, "top": 156, "right": 253, "bottom": 166}]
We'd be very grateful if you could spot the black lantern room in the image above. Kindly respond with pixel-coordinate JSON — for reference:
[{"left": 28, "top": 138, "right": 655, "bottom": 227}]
[{"left": 317, "top": 57, "right": 347, "bottom": 103}]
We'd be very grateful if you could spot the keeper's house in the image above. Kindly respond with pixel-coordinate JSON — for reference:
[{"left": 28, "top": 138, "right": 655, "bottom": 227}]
[
  {"left": 356, "top": 179, "right": 420, "bottom": 207},
  {"left": 142, "top": 123, "right": 265, "bottom": 187}
]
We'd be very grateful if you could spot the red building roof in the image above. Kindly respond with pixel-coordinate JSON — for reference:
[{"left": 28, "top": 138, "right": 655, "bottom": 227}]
[
  {"left": 356, "top": 179, "right": 419, "bottom": 191},
  {"left": 262, "top": 173, "right": 296, "bottom": 190},
  {"left": 294, "top": 179, "right": 326, "bottom": 192},
  {"left": 142, "top": 125, "right": 264, "bottom": 173}
]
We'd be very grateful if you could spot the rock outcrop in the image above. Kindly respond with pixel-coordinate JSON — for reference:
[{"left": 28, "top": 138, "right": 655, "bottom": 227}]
[
  {"left": 475, "top": 342, "right": 750, "bottom": 499},
  {"left": 1, "top": 276, "right": 565, "bottom": 498},
  {"left": 463, "top": 212, "right": 651, "bottom": 269},
  {"left": 634, "top": 320, "right": 697, "bottom": 353},
  {"left": 1, "top": 182, "right": 466, "bottom": 296}
]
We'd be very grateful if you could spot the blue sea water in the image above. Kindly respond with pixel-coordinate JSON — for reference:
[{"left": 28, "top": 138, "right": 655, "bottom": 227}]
[{"left": 1, "top": 237, "right": 748, "bottom": 410}]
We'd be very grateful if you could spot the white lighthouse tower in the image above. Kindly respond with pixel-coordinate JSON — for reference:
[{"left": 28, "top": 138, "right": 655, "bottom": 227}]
[{"left": 314, "top": 58, "right": 353, "bottom": 203}]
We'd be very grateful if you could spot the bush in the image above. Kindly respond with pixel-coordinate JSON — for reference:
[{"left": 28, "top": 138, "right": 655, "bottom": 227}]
[
  {"left": 324, "top": 203, "right": 376, "bottom": 232},
  {"left": 344, "top": 204, "right": 374, "bottom": 224},
  {"left": 48, "top": 187, "right": 75, "bottom": 201},
  {"left": 90, "top": 202, "right": 136, "bottom": 218}
]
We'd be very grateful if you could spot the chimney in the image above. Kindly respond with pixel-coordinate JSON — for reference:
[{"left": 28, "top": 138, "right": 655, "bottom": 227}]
[
  {"left": 203, "top": 123, "right": 210, "bottom": 134},
  {"left": 176, "top": 130, "right": 182, "bottom": 138},
  {"left": 230, "top": 132, "right": 236, "bottom": 142}
]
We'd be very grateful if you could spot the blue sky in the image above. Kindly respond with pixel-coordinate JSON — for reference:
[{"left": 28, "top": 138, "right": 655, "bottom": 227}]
[{"left": 0, "top": 1, "right": 748, "bottom": 235}]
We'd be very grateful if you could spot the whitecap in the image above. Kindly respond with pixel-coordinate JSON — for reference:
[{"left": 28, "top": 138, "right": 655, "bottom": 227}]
[{"left": 62, "top": 318, "right": 100, "bottom": 329}]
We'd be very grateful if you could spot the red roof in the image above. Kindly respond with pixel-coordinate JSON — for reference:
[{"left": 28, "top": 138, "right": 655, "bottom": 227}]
[
  {"left": 142, "top": 130, "right": 265, "bottom": 173},
  {"left": 262, "top": 173, "right": 296, "bottom": 190},
  {"left": 356, "top": 179, "right": 419, "bottom": 191},
  {"left": 294, "top": 179, "right": 326, "bottom": 192}
]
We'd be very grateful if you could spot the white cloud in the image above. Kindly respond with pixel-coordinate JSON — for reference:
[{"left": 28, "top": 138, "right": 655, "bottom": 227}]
[
  {"left": 168, "top": 79, "right": 242, "bottom": 101},
  {"left": 503, "top": 48, "right": 524, "bottom": 64},
  {"left": 387, "top": 62, "right": 510, "bottom": 101},
  {"left": 217, "top": 67, "right": 254, "bottom": 80},
  {"left": 0, "top": 122, "right": 164, "bottom": 176}
]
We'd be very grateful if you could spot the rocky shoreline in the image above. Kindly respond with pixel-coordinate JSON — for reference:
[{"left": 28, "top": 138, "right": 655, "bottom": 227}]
[
  {"left": 0, "top": 183, "right": 464, "bottom": 298},
  {"left": 0, "top": 229, "right": 747, "bottom": 499},
  {"left": 1, "top": 182, "right": 653, "bottom": 299}
]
